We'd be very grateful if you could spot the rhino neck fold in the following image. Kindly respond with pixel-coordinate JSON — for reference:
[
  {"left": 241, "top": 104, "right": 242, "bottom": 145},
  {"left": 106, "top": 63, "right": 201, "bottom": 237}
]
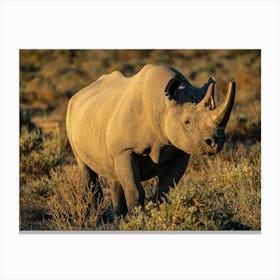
[{"left": 141, "top": 66, "right": 174, "bottom": 150}]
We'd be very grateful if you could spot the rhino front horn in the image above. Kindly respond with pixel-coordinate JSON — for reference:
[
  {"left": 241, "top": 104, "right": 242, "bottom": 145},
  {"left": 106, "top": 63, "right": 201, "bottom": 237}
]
[{"left": 211, "top": 81, "right": 236, "bottom": 127}]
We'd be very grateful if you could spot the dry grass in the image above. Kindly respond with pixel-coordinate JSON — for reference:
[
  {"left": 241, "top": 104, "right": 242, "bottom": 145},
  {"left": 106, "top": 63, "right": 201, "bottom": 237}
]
[
  {"left": 47, "top": 167, "right": 110, "bottom": 230},
  {"left": 19, "top": 139, "right": 260, "bottom": 231},
  {"left": 19, "top": 50, "right": 261, "bottom": 231},
  {"left": 20, "top": 165, "right": 111, "bottom": 230}
]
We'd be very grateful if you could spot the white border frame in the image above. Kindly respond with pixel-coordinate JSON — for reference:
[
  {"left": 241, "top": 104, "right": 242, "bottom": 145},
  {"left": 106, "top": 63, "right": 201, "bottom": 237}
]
[{"left": 1, "top": 1, "right": 279, "bottom": 279}]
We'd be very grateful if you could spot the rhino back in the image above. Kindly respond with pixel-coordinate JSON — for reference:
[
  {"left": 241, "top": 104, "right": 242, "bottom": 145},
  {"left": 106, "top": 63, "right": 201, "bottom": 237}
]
[{"left": 105, "top": 65, "right": 175, "bottom": 158}]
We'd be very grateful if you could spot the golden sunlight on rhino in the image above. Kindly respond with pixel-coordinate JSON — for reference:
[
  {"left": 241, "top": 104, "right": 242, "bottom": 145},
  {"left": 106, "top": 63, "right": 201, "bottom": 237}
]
[
  {"left": 20, "top": 50, "right": 261, "bottom": 231},
  {"left": 66, "top": 64, "right": 235, "bottom": 216}
]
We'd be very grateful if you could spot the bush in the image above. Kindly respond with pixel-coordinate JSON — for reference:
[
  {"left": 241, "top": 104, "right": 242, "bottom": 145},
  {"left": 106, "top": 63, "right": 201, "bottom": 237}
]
[
  {"left": 119, "top": 144, "right": 261, "bottom": 231},
  {"left": 47, "top": 167, "right": 110, "bottom": 230},
  {"left": 20, "top": 127, "right": 65, "bottom": 184},
  {"left": 20, "top": 140, "right": 260, "bottom": 231}
]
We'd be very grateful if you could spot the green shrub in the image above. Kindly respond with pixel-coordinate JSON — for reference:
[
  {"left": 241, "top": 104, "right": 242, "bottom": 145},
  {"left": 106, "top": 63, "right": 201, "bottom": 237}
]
[
  {"left": 119, "top": 144, "right": 260, "bottom": 231},
  {"left": 20, "top": 127, "right": 65, "bottom": 184}
]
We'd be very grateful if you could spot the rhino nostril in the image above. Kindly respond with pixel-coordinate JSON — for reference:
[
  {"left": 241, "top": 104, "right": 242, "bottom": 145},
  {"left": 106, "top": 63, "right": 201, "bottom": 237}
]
[{"left": 205, "top": 138, "right": 215, "bottom": 148}]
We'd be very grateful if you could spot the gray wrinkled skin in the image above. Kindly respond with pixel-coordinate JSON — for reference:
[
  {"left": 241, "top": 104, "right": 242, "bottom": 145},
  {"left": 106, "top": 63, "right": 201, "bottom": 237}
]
[{"left": 66, "top": 64, "right": 235, "bottom": 216}]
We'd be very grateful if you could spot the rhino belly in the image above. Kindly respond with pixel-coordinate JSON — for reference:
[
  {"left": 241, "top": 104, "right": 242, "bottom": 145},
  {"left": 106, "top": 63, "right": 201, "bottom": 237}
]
[
  {"left": 134, "top": 146, "right": 185, "bottom": 181},
  {"left": 74, "top": 139, "right": 117, "bottom": 180},
  {"left": 132, "top": 154, "right": 158, "bottom": 181}
]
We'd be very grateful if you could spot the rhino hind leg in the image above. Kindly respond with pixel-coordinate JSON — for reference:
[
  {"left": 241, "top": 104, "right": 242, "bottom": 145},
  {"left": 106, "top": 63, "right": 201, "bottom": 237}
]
[
  {"left": 76, "top": 157, "right": 104, "bottom": 204},
  {"left": 86, "top": 166, "right": 104, "bottom": 202},
  {"left": 108, "top": 181, "right": 128, "bottom": 216}
]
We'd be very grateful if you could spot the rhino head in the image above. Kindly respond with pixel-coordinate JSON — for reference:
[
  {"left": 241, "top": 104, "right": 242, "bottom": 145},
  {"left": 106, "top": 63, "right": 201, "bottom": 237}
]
[{"left": 164, "top": 74, "right": 235, "bottom": 156}]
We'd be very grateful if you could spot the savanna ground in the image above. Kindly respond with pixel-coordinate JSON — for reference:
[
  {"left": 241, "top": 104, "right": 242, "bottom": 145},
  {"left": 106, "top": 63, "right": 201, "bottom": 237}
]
[{"left": 20, "top": 50, "right": 261, "bottom": 231}]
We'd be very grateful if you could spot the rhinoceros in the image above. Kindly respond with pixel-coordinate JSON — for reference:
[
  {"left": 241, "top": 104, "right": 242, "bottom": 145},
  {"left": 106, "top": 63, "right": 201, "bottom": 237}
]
[{"left": 66, "top": 64, "right": 235, "bottom": 216}]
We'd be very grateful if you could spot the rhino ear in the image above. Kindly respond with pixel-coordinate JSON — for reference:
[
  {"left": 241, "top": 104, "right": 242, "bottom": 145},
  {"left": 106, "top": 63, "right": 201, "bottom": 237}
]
[
  {"left": 197, "top": 77, "right": 216, "bottom": 110},
  {"left": 165, "top": 76, "right": 182, "bottom": 100}
]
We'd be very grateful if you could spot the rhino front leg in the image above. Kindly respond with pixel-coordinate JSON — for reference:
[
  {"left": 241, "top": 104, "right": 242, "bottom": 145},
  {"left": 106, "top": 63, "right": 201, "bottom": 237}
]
[
  {"left": 113, "top": 151, "right": 145, "bottom": 212},
  {"left": 109, "top": 180, "right": 128, "bottom": 216},
  {"left": 155, "top": 152, "right": 190, "bottom": 202}
]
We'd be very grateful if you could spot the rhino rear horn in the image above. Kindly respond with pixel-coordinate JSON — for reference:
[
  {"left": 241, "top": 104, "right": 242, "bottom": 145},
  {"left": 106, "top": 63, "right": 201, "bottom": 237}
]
[
  {"left": 165, "top": 75, "right": 182, "bottom": 100},
  {"left": 197, "top": 77, "right": 216, "bottom": 110},
  {"left": 211, "top": 81, "right": 236, "bottom": 127}
]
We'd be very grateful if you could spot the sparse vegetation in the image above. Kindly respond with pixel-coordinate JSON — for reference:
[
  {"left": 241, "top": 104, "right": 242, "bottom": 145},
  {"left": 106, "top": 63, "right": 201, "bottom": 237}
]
[
  {"left": 119, "top": 143, "right": 260, "bottom": 231},
  {"left": 47, "top": 167, "right": 110, "bottom": 230},
  {"left": 19, "top": 50, "right": 261, "bottom": 231},
  {"left": 20, "top": 126, "right": 66, "bottom": 184}
]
